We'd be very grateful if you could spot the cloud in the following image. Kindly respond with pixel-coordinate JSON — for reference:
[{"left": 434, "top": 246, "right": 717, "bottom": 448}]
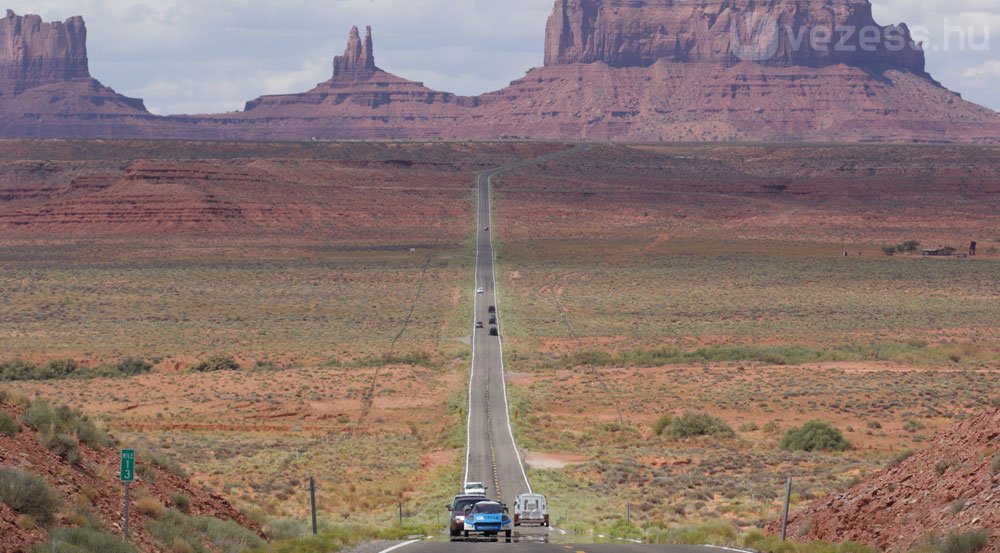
[
  {"left": 4, "top": 0, "right": 998, "bottom": 114},
  {"left": 965, "top": 59, "right": 1000, "bottom": 79}
]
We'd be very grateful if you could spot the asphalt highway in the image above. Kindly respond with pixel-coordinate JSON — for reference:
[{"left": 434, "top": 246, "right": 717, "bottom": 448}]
[{"left": 394, "top": 145, "right": 732, "bottom": 552}]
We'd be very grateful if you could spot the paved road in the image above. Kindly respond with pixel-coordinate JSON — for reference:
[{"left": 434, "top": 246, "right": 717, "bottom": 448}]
[
  {"left": 412, "top": 145, "right": 731, "bottom": 553},
  {"left": 464, "top": 145, "right": 591, "bottom": 508},
  {"left": 385, "top": 542, "right": 734, "bottom": 553}
]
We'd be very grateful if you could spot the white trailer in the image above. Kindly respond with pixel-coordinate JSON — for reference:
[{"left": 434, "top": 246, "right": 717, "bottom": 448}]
[{"left": 513, "top": 493, "right": 548, "bottom": 527}]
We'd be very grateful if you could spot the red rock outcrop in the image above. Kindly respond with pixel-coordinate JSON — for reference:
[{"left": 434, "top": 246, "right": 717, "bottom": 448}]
[
  {"left": 0, "top": 9, "right": 90, "bottom": 95},
  {"left": 768, "top": 409, "right": 1000, "bottom": 552},
  {"left": 544, "top": 0, "right": 927, "bottom": 76},
  {"left": 0, "top": 2, "right": 998, "bottom": 142}
]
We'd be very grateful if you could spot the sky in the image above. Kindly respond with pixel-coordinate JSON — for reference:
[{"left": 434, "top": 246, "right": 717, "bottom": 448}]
[{"left": 7, "top": 0, "right": 999, "bottom": 115}]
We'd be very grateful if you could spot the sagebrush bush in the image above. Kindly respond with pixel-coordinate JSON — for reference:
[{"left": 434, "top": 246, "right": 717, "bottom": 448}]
[
  {"left": 116, "top": 357, "right": 154, "bottom": 376},
  {"left": 657, "top": 412, "right": 734, "bottom": 439},
  {"left": 781, "top": 420, "right": 851, "bottom": 452},
  {"left": 941, "top": 530, "right": 990, "bottom": 553},
  {"left": 170, "top": 492, "right": 191, "bottom": 513},
  {"left": 22, "top": 400, "right": 112, "bottom": 452},
  {"left": 0, "top": 410, "right": 20, "bottom": 437},
  {"left": 135, "top": 496, "right": 166, "bottom": 518},
  {"left": 32, "top": 527, "right": 137, "bottom": 553},
  {"left": 0, "top": 467, "right": 63, "bottom": 525},
  {"left": 991, "top": 450, "right": 1000, "bottom": 475},
  {"left": 44, "top": 433, "right": 81, "bottom": 464},
  {"left": 190, "top": 355, "right": 240, "bottom": 373}
]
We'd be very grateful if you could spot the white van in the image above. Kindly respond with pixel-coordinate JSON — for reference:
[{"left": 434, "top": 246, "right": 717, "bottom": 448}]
[{"left": 513, "top": 493, "right": 548, "bottom": 527}]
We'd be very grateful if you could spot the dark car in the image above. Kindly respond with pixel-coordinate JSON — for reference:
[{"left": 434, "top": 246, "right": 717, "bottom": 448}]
[
  {"left": 488, "top": 305, "right": 496, "bottom": 314},
  {"left": 475, "top": 321, "right": 484, "bottom": 329},
  {"left": 448, "top": 495, "right": 487, "bottom": 539},
  {"left": 488, "top": 317, "right": 497, "bottom": 325},
  {"left": 489, "top": 327, "right": 499, "bottom": 336}
]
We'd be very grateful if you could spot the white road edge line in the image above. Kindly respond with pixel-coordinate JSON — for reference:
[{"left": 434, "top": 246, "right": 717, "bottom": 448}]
[
  {"left": 376, "top": 540, "right": 421, "bottom": 553},
  {"left": 487, "top": 168, "right": 533, "bottom": 495},
  {"left": 704, "top": 545, "right": 755, "bottom": 553},
  {"left": 462, "top": 171, "right": 483, "bottom": 487}
]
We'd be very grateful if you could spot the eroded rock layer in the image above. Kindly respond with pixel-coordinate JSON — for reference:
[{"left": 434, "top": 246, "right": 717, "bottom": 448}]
[{"left": 0, "top": 2, "right": 998, "bottom": 142}]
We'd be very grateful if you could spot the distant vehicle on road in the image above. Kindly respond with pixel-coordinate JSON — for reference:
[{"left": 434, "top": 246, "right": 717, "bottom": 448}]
[
  {"left": 447, "top": 494, "right": 487, "bottom": 540},
  {"left": 462, "top": 500, "right": 512, "bottom": 542},
  {"left": 513, "top": 493, "right": 549, "bottom": 527},
  {"left": 488, "top": 317, "right": 497, "bottom": 325},
  {"left": 489, "top": 328, "right": 499, "bottom": 336},
  {"left": 477, "top": 287, "right": 485, "bottom": 294},
  {"left": 463, "top": 482, "right": 487, "bottom": 495},
  {"left": 476, "top": 321, "right": 484, "bottom": 329},
  {"left": 488, "top": 305, "right": 496, "bottom": 313},
  {"left": 484, "top": 227, "right": 489, "bottom": 231}
]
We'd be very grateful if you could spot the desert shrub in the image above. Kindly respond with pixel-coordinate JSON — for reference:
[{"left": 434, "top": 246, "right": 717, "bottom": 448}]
[
  {"left": 32, "top": 527, "right": 137, "bottom": 553},
  {"left": 898, "top": 240, "right": 921, "bottom": 253},
  {"left": 38, "top": 360, "right": 79, "bottom": 380},
  {"left": 990, "top": 450, "right": 1000, "bottom": 475},
  {"left": 136, "top": 443, "right": 188, "bottom": 478},
  {"left": 76, "top": 417, "right": 112, "bottom": 449},
  {"left": 940, "top": 530, "right": 990, "bottom": 553},
  {"left": 0, "top": 410, "right": 20, "bottom": 437},
  {"left": 738, "top": 422, "right": 760, "bottom": 433},
  {"left": 170, "top": 492, "right": 191, "bottom": 513},
  {"left": 0, "top": 467, "right": 63, "bottom": 525},
  {"left": 190, "top": 355, "right": 240, "bottom": 373},
  {"left": 135, "top": 496, "right": 166, "bottom": 518},
  {"left": 868, "top": 421, "right": 883, "bottom": 430},
  {"left": 652, "top": 414, "right": 673, "bottom": 436},
  {"left": 658, "top": 412, "right": 734, "bottom": 439},
  {"left": 0, "top": 360, "right": 39, "bottom": 381},
  {"left": 44, "top": 433, "right": 81, "bottom": 464},
  {"left": 116, "top": 357, "right": 154, "bottom": 376},
  {"left": 882, "top": 245, "right": 898, "bottom": 256},
  {"left": 935, "top": 459, "right": 954, "bottom": 476},
  {"left": 948, "top": 498, "right": 966, "bottom": 516},
  {"left": 781, "top": 420, "right": 851, "bottom": 452},
  {"left": 903, "top": 419, "right": 925, "bottom": 433},
  {"left": 886, "top": 450, "right": 914, "bottom": 469}
]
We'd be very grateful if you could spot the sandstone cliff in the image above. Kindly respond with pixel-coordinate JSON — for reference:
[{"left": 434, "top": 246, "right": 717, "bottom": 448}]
[
  {"left": 0, "top": 2, "right": 998, "bottom": 142},
  {"left": 544, "top": 0, "right": 928, "bottom": 76},
  {"left": 0, "top": 9, "right": 90, "bottom": 96}
]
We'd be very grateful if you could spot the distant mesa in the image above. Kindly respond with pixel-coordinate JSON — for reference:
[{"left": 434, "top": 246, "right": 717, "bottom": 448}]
[{"left": 0, "top": 1, "right": 999, "bottom": 142}]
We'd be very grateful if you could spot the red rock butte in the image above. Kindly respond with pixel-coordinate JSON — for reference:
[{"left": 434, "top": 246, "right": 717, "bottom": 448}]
[{"left": 0, "top": 1, "right": 999, "bottom": 142}]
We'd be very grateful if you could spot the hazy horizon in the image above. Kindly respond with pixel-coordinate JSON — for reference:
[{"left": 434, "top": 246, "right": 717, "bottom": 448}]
[{"left": 7, "top": 0, "right": 998, "bottom": 115}]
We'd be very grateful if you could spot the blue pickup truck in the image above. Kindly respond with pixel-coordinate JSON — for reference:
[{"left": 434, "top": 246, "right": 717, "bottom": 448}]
[{"left": 462, "top": 500, "right": 513, "bottom": 542}]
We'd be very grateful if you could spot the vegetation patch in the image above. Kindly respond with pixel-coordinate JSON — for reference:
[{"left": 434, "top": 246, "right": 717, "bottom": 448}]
[
  {"left": 654, "top": 412, "right": 735, "bottom": 439},
  {"left": 1, "top": 357, "right": 155, "bottom": 382},
  {"left": 190, "top": 355, "right": 241, "bottom": 373},
  {"left": 0, "top": 410, "right": 20, "bottom": 437},
  {"left": 0, "top": 467, "right": 63, "bottom": 525},
  {"left": 781, "top": 420, "right": 851, "bottom": 452},
  {"left": 148, "top": 508, "right": 264, "bottom": 553},
  {"left": 32, "top": 527, "right": 136, "bottom": 553},
  {"left": 21, "top": 400, "right": 112, "bottom": 455}
]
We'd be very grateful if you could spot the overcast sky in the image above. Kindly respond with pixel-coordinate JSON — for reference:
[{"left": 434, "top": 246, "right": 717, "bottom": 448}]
[{"left": 8, "top": 0, "right": 999, "bottom": 115}]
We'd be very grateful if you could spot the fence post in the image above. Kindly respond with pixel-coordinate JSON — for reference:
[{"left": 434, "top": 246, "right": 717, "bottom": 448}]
[
  {"left": 398, "top": 501, "right": 403, "bottom": 525},
  {"left": 627, "top": 501, "right": 631, "bottom": 527},
  {"left": 310, "top": 477, "right": 318, "bottom": 536},
  {"left": 781, "top": 477, "right": 793, "bottom": 541}
]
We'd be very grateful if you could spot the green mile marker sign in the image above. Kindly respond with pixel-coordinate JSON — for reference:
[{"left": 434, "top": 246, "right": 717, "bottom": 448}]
[{"left": 120, "top": 449, "right": 135, "bottom": 483}]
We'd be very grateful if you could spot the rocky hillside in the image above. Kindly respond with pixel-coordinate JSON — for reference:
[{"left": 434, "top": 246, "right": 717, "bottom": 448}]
[
  {"left": 0, "top": 393, "right": 262, "bottom": 553},
  {"left": 771, "top": 408, "right": 999, "bottom": 552},
  {"left": 0, "top": 1, "right": 999, "bottom": 142}
]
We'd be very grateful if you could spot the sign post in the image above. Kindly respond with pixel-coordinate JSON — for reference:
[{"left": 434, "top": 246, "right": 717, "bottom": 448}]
[{"left": 120, "top": 450, "right": 135, "bottom": 542}]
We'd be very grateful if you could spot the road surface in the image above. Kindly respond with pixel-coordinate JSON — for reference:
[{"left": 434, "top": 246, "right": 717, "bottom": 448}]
[
  {"left": 394, "top": 145, "right": 732, "bottom": 552},
  {"left": 464, "top": 145, "right": 591, "bottom": 509}
]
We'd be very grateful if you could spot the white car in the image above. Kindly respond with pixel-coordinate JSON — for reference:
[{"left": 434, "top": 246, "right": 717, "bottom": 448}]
[
  {"left": 476, "top": 287, "right": 485, "bottom": 294},
  {"left": 464, "top": 482, "right": 487, "bottom": 495}
]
